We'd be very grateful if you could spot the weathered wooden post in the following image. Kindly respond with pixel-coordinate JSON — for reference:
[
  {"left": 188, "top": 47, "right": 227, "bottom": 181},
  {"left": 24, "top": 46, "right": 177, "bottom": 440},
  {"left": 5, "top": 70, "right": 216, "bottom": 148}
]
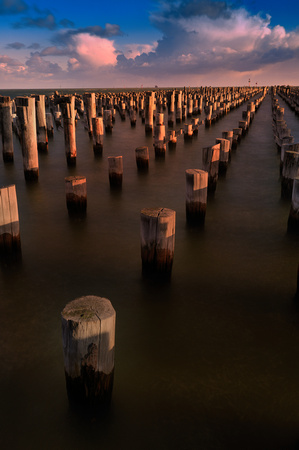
[
  {"left": 135, "top": 146, "right": 149, "bottom": 171},
  {"left": 140, "top": 207, "right": 175, "bottom": 277},
  {"left": 108, "top": 156, "right": 123, "bottom": 187},
  {"left": 288, "top": 177, "right": 299, "bottom": 232},
  {"left": 168, "top": 130, "right": 177, "bottom": 149},
  {"left": 232, "top": 128, "right": 242, "bottom": 149},
  {"left": 34, "top": 94, "right": 48, "bottom": 151},
  {"left": 168, "top": 91, "right": 175, "bottom": 127},
  {"left": 0, "top": 96, "right": 14, "bottom": 162},
  {"left": 222, "top": 130, "right": 233, "bottom": 150},
  {"left": 202, "top": 143, "right": 220, "bottom": 193},
  {"left": 92, "top": 117, "right": 104, "bottom": 155},
  {"left": 184, "top": 123, "right": 193, "bottom": 141},
  {"left": 176, "top": 91, "right": 182, "bottom": 123},
  {"left": 61, "top": 295, "right": 115, "bottom": 411},
  {"left": 46, "top": 112, "right": 54, "bottom": 137},
  {"left": 154, "top": 113, "right": 166, "bottom": 157},
  {"left": 281, "top": 151, "right": 299, "bottom": 198},
  {"left": 65, "top": 176, "right": 87, "bottom": 215},
  {"left": 145, "top": 92, "right": 154, "bottom": 135},
  {"left": 60, "top": 96, "right": 77, "bottom": 166},
  {"left": 192, "top": 118, "right": 199, "bottom": 135},
  {"left": 103, "top": 110, "right": 113, "bottom": 133},
  {"left": 216, "top": 138, "right": 230, "bottom": 174},
  {"left": 15, "top": 96, "right": 39, "bottom": 181},
  {"left": 83, "top": 93, "right": 96, "bottom": 136},
  {"left": 185, "top": 169, "right": 208, "bottom": 225},
  {"left": 0, "top": 184, "right": 21, "bottom": 260}
]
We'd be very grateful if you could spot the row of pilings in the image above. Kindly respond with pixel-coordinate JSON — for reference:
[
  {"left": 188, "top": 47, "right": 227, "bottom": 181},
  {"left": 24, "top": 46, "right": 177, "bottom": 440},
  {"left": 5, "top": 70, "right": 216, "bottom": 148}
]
[
  {"left": 271, "top": 87, "right": 299, "bottom": 233},
  {"left": 0, "top": 86, "right": 268, "bottom": 413}
]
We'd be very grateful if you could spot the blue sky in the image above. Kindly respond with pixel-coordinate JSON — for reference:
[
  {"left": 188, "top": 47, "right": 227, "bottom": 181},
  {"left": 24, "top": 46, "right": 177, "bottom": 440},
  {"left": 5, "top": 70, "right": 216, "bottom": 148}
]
[{"left": 0, "top": 0, "right": 299, "bottom": 88}]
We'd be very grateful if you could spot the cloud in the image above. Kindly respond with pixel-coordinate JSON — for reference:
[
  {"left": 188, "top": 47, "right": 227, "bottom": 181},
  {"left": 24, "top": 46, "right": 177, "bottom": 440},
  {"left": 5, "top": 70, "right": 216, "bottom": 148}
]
[
  {"left": 121, "top": 42, "right": 158, "bottom": 59},
  {"left": 6, "top": 41, "right": 26, "bottom": 49},
  {"left": 0, "top": 0, "right": 28, "bottom": 15},
  {"left": 14, "top": 13, "right": 60, "bottom": 29},
  {"left": 27, "top": 42, "right": 40, "bottom": 49},
  {"left": 0, "top": 54, "right": 25, "bottom": 74},
  {"left": 72, "top": 33, "right": 117, "bottom": 67},
  {"left": 25, "top": 52, "right": 64, "bottom": 75},
  {"left": 115, "top": 0, "right": 299, "bottom": 80}
]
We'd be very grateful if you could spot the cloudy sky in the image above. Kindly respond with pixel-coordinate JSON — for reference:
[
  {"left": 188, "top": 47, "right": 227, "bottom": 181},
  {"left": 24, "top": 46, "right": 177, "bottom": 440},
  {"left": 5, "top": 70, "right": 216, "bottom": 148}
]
[{"left": 0, "top": 0, "right": 299, "bottom": 88}]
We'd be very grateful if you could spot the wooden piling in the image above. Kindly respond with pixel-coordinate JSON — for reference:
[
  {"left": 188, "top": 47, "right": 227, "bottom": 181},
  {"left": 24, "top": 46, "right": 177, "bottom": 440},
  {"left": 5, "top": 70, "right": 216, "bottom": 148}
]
[
  {"left": 15, "top": 96, "right": 39, "bottom": 181},
  {"left": 92, "top": 117, "right": 104, "bottom": 155},
  {"left": 0, "top": 185, "right": 21, "bottom": 260},
  {"left": 0, "top": 96, "right": 14, "bottom": 162},
  {"left": 135, "top": 146, "right": 149, "bottom": 171},
  {"left": 60, "top": 96, "right": 77, "bottom": 166},
  {"left": 65, "top": 176, "right": 87, "bottom": 215},
  {"left": 168, "top": 130, "right": 177, "bottom": 149},
  {"left": 183, "top": 124, "right": 193, "bottom": 141},
  {"left": 154, "top": 120, "right": 166, "bottom": 157},
  {"left": 288, "top": 177, "right": 299, "bottom": 232},
  {"left": 202, "top": 144, "right": 220, "bottom": 193},
  {"left": 185, "top": 169, "right": 208, "bottom": 225},
  {"left": 61, "top": 295, "right": 115, "bottom": 411},
  {"left": 140, "top": 207, "right": 175, "bottom": 277},
  {"left": 281, "top": 151, "right": 299, "bottom": 198},
  {"left": 46, "top": 113, "right": 54, "bottom": 137},
  {"left": 34, "top": 95, "right": 48, "bottom": 151},
  {"left": 145, "top": 93, "right": 154, "bottom": 134},
  {"left": 216, "top": 138, "right": 230, "bottom": 174},
  {"left": 108, "top": 156, "right": 123, "bottom": 187},
  {"left": 103, "top": 110, "right": 113, "bottom": 133},
  {"left": 83, "top": 93, "right": 96, "bottom": 136}
]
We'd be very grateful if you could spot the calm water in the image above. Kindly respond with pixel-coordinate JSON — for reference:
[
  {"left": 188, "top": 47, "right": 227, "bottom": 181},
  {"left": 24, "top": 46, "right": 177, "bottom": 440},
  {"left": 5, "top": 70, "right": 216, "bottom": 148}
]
[{"left": 1, "top": 90, "right": 299, "bottom": 450}]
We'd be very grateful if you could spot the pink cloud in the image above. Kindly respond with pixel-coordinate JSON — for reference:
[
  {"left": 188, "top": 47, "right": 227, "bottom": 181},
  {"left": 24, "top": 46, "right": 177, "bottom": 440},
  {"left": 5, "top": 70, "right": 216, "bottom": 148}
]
[{"left": 72, "top": 33, "right": 117, "bottom": 67}]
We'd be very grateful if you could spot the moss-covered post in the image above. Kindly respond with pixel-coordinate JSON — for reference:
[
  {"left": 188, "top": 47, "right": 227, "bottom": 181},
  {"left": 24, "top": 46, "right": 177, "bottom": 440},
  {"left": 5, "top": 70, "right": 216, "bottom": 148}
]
[{"left": 61, "top": 295, "right": 116, "bottom": 412}]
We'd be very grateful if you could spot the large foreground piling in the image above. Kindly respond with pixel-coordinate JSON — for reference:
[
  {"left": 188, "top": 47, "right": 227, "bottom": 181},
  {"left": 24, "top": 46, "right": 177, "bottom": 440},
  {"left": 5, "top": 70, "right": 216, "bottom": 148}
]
[
  {"left": 65, "top": 176, "right": 87, "bottom": 215},
  {"left": 108, "top": 156, "right": 123, "bottom": 188},
  {"left": 185, "top": 169, "right": 208, "bottom": 225},
  {"left": 0, "top": 96, "right": 14, "bottom": 162},
  {"left": 34, "top": 95, "right": 48, "bottom": 151},
  {"left": 60, "top": 96, "right": 77, "bottom": 166},
  {"left": 61, "top": 295, "right": 116, "bottom": 412},
  {"left": 0, "top": 185, "right": 21, "bottom": 260},
  {"left": 140, "top": 207, "right": 175, "bottom": 277},
  {"left": 135, "top": 146, "right": 149, "bottom": 171},
  {"left": 288, "top": 177, "right": 299, "bottom": 232},
  {"left": 15, "top": 96, "right": 39, "bottom": 181},
  {"left": 92, "top": 117, "right": 104, "bottom": 155}
]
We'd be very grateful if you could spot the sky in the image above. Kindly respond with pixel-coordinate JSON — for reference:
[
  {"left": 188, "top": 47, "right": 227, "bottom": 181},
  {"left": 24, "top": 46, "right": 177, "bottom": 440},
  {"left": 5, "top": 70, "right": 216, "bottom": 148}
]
[{"left": 0, "top": 0, "right": 299, "bottom": 88}]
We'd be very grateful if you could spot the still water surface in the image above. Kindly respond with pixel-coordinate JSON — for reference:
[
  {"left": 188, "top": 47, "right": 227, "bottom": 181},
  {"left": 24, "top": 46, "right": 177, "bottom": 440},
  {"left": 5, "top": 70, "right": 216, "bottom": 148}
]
[{"left": 0, "top": 90, "right": 299, "bottom": 449}]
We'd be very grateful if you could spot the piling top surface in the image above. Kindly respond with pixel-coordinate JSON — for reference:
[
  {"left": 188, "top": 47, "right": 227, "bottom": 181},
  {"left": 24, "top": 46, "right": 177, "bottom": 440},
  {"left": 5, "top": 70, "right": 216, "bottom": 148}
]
[
  {"left": 65, "top": 175, "right": 86, "bottom": 183},
  {"left": 141, "top": 207, "right": 175, "bottom": 218},
  {"left": 185, "top": 169, "right": 208, "bottom": 176},
  {"left": 61, "top": 295, "right": 115, "bottom": 322}
]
